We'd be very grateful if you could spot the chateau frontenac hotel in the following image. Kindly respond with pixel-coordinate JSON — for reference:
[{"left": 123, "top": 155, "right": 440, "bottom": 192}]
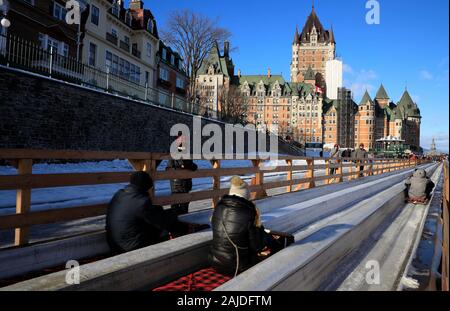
[{"left": 197, "top": 6, "right": 422, "bottom": 152}]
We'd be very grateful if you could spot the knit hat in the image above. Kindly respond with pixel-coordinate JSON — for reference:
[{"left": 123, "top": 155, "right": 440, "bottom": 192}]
[
  {"left": 229, "top": 176, "right": 250, "bottom": 200},
  {"left": 130, "top": 171, "right": 153, "bottom": 192}
]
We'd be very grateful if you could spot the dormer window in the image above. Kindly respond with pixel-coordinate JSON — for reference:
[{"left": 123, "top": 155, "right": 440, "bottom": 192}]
[
  {"left": 111, "top": 2, "right": 120, "bottom": 17},
  {"left": 147, "top": 19, "right": 154, "bottom": 33},
  {"left": 162, "top": 48, "right": 167, "bottom": 60},
  {"left": 125, "top": 11, "right": 132, "bottom": 26}
]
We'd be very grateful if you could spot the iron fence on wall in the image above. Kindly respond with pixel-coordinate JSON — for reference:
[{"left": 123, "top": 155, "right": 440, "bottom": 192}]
[{"left": 0, "top": 34, "right": 219, "bottom": 119}]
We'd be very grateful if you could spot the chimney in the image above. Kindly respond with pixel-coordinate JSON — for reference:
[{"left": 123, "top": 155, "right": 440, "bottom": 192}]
[
  {"left": 129, "top": 0, "right": 144, "bottom": 10},
  {"left": 238, "top": 69, "right": 241, "bottom": 78},
  {"left": 268, "top": 68, "right": 271, "bottom": 78},
  {"left": 224, "top": 41, "right": 229, "bottom": 57}
]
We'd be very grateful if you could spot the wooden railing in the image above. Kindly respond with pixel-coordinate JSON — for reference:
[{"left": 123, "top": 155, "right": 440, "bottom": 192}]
[
  {"left": 442, "top": 160, "right": 449, "bottom": 291},
  {"left": 0, "top": 149, "right": 425, "bottom": 247}
]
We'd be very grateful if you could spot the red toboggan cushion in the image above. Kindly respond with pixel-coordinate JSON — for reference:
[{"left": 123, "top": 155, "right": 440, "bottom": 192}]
[{"left": 152, "top": 268, "right": 231, "bottom": 292}]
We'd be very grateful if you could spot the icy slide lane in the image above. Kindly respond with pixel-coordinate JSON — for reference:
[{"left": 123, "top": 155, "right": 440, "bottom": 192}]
[{"left": 216, "top": 163, "right": 440, "bottom": 291}]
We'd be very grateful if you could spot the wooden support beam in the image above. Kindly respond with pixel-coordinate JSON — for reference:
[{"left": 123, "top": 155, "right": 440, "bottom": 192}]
[
  {"left": 251, "top": 160, "right": 267, "bottom": 200},
  {"left": 286, "top": 160, "right": 293, "bottom": 193},
  {"left": 14, "top": 159, "right": 32, "bottom": 246},
  {"left": 305, "top": 159, "right": 315, "bottom": 189}
]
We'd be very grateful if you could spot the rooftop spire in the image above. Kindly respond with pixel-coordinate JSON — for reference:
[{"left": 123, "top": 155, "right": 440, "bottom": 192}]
[{"left": 293, "top": 25, "right": 299, "bottom": 44}]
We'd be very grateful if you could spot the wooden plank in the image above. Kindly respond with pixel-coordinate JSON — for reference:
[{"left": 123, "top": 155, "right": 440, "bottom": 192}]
[
  {"left": 15, "top": 159, "right": 32, "bottom": 246},
  {"left": 0, "top": 172, "right": 132, "bottom": 190},
  {"left": 153, "top": 189, "right": 228, "bottom": 206},
  {"left": 154, "top": 166, "right": 258, "bottom": 180},
  {"left": 0, "top": 149, "right": 153, "bottom": 160},
  {"left": 0, "top": 204, "right": 107, "bottom": 229}
]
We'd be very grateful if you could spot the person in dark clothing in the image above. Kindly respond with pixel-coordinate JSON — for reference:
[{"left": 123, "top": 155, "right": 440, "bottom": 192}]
[
  {"left": 210, "top": 176, "right": 291, "bottom": 277},
  {"left": 405, "top": 169, "right": 435, "bottom": 204},
  {"left": 106, "top": 171, "right": 189, "bottom": 254},
  {"left": 166, "top": 155, "right": 198, "bottom": 215},
  {"left": 353, "top": 143, "right": 368, "bottom": 177}
]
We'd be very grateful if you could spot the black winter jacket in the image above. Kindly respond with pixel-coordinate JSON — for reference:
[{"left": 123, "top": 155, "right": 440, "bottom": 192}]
[
  {"left": 167, "top": 160, "right": 198, "bottom": 193},
  {"left": 106, "top": 185, "right": 168, "bottom": 253},
  {"left": 210, "top": 195, "right": 265, "bottom": 276}
]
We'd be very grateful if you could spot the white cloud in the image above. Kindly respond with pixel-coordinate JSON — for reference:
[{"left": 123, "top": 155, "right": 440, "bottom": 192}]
[
  {"left": 411, "top": 95, "right": 420, "bottom": 104},
  {"left": 343, "top": 65, "right": 377, "bottom": 101},
  {"left": 343, "top": 64, "right": 354, "bottom": 74},
  {"left": 420, "top": 70, "right": 433, "bottom": 80}
]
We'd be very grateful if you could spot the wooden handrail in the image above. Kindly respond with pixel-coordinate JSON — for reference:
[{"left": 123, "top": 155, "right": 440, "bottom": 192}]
[
  {"left": 442, "top": 160, "right": 449, "bottom": 291},
  {"left": 0, "top": 149, "right": 426, "bottom": 247}
]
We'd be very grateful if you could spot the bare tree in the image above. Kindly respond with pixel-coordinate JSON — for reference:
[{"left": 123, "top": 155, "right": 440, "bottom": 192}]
[
  {"left": 217, "top": 85, "right": 248, "bottom": 124},
  {"left": 161, "top": 10, "right": 232, "bottom": 102}
]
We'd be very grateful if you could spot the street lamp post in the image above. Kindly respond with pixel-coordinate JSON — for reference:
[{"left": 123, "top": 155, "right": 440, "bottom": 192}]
[{"left": 0, "top": 0, "right": 11, "bottom": 56}]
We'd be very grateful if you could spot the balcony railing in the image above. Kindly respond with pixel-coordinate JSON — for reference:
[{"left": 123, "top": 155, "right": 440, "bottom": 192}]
[
  {"left": 0, "top": 34, "right": 230, "bottom": 122},
  {"left": 119, "top": 40, "right": 130, "bottom": 52},
  {"left": 106, "top": 32, "right": 118, "bottom": 45}
]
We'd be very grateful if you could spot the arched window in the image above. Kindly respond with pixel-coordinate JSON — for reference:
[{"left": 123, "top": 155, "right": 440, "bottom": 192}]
[
  {"left": 125, "top": 11, "right": 132, "bottom": 26},
  {"left": 147, "top": 19, "right": 153, "bottom": 33}
]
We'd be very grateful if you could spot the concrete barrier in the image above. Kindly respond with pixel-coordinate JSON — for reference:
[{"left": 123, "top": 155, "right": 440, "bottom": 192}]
[{"left": 0, "top": 231, "right": 109, "bottom": 280}]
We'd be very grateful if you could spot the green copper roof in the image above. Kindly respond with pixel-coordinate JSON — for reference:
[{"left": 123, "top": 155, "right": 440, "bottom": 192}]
[
  {"left": 375, "top": 84, "right": 389, "bottom": 99},
  {"left": 359, "top": 90, "right": 373, "bottom": 105},
  {"left": 397, "top": 90, "right": 422, "bottom": 118},
  {"left": 198, "top": 42, "right": 233, "bottom": 77}
]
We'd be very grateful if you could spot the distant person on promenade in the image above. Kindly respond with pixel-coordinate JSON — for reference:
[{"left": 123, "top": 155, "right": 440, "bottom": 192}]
[
  {"left": 106, "top": 172, "right": 192, "bottom": 254},
  {"left": 404, "top": 169, "right": 435, "bottom": 204},
  {"left": 167, "top": 133, "right": 198, "bottom": 215},
  {"left": 353, "top": 143, "right": 368, "bottom": 177},
  {"left": 210, "top": 176, "right": 293, "bottom": 277},
  {"left": 329, "top": 144, "right": 340, "bottom": 175}
]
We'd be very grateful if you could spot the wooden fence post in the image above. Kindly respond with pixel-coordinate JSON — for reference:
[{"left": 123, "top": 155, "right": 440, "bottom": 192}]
[
  {"left": 211, "top": 160, "right": 221, "bottom": 208},
  {"left": 305, "top": 158, "right": 315, "bottom": 189},
  {"left": 286, "top": 159, "right": 293, "bottom": 193},
  {"left": 15, "top": 159, "right": 32, "bottom": 246},
  {"left": 337, "top": 159, "right": 343, "bottom": 183},
  {"left": 251, "top": 160, "right": 267, "bottom": 200},
  {"left": 325, "top": 159, "right": 330, "bottom": 185}
]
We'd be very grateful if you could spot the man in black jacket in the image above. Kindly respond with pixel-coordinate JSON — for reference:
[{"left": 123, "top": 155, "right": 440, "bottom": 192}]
[
  {"left": 106, "top": 171, "right": 187, "bottom": 254},
  {"left": 211, "top": 176, "right": 267, "bottom": 277}
]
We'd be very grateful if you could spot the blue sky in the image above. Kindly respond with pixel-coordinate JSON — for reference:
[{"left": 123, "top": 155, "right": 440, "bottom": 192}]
[{"left": 140, "top": 0, "right": 449, "bottom": 152}]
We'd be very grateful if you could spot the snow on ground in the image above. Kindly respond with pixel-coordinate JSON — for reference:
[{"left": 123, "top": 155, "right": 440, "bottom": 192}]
[{"left": 0, "top": 154, "right": 329, "bottom": 216}]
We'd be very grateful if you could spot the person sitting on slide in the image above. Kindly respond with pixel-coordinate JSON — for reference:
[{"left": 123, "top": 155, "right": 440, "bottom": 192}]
[
  {"left": 404, "top": 169, "right": 435, "bottom": 204},
  {"left": 210, "top": 176, "right": 293, "bottom": 277}
]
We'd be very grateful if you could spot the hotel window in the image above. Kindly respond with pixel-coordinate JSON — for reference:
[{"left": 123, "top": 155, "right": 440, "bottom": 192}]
[
  {"left": 91, "top": 5, "right": 99, "bottom": 26},
  {"left": 146, "top": 42, "right": 152, "bottom": 57},
  {"left": 124, "top": 36, "right": 130, "bottom": 46},
  {"left": 23, "top": 0, "right": 35, "bottom": 5},
  {"left": 162, "top": 48, "right": 167, "bottom": 60},
  {"left": 170, "top": 54, "right": 175, "bottom": 65},
  {"left": 106, "top": 51, "right": 141, "bottom": 84},
  {"left": 112, "top": 3, "right": 120, "bottom": 17},
  {"left": 159, "top": 67, "right": 169, "bottom": 81},
  {"left": 125, "top": 12, "right": 132, "bottom": 26},
  {"left": 147, "top": 19, "right": 154, "bottom": 32},
  {"left": 53, "top": 2, "right": 67, "bottom": 21},
  {"left": 89, "top": 43, "right": 97, "bottom": 66},
  {"left": 111, "top": 28, "right": 118, "bottom": 38},
  {"left": 176, "top": 76, "right": 184, "bottom": 89}
]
